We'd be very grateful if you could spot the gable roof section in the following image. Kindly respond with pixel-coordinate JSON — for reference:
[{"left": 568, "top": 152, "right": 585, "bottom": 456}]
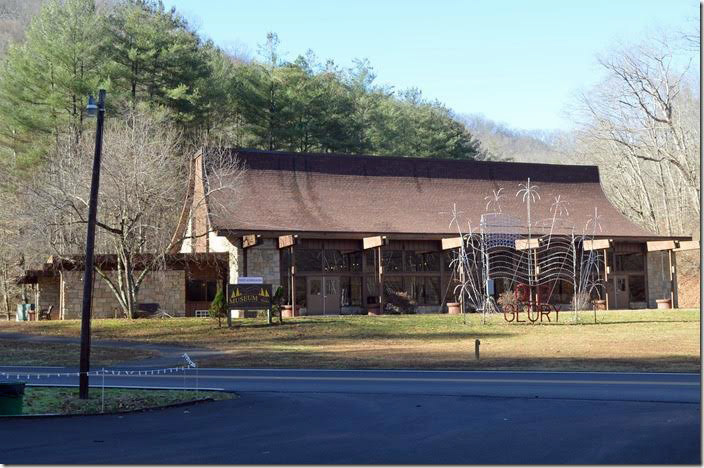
[{"left": 203, "top": 148, "right": 672, "bottom": 239}]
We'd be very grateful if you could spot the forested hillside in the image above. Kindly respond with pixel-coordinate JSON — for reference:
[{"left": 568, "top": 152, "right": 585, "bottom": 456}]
[{"left": 0, "top": 0, "right": 485, "bottom": 168}]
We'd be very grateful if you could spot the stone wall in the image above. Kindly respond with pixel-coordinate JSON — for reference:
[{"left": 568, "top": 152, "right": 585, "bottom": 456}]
[
  {"left": 37, "top": 276, "right": 60, "bottom": 316},
  {"left": 647, "top": 251, "right": 671, "bottom": 308},
  {"left": 61, "top": 270, "right": 186, "bottom": 319},
  {"left": 246, "top": 239, "right": 281, "bottom": 290}
]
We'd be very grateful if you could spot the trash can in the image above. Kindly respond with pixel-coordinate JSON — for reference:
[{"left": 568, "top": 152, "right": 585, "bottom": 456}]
[
  {"left": 0, "top": 382, "right": 25, "bottom": 415},
  {"left": 16, "top": 304, "right": 35, "bottom": 321}
]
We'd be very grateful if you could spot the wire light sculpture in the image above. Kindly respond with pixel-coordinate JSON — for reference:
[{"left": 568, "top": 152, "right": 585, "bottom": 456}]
[{"left": 448, "top": 179, "right": 607, "bottom": 324}]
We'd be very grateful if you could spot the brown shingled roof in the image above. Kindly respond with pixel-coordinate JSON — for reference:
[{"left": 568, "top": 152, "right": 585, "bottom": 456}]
[{"left": 204, "top": 148, "right": 670, "bottom": 239}]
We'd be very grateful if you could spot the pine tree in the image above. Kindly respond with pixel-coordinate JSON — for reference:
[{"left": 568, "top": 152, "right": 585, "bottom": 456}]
[{"left": 209, "top": 287, "right": 226, "bottom": 328}]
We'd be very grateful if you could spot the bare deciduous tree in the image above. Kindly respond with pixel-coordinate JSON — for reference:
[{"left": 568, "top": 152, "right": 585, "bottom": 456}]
[
  {"left": 20, "top": 108, "right": 244, "bottom": 318},
  {"left": 570, "top": 32, "right": 700, "bottom": 237}
]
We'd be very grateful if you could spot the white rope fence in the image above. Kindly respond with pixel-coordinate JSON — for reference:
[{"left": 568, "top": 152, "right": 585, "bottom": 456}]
[
  {"left": 0, "top": 366, "right": 190, "bottom": 380},
  {"left": 0, "top": 353, "right": 200, "bottom": 410},
  {"left": 0, "top": 353, "right": 197, "bottom": 380}
]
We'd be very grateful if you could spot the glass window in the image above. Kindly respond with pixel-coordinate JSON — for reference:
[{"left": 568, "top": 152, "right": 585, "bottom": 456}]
[
  {"left": 403, "top": 276, "right": 423, "bottom": 304},
  {"left": 295, "top": 276, "right": 306, "bottom": 307},
  {"left": 206, "top": 281, "right": 218, "bottom": 302},
  {"left": 406, "top": 252, "right": 441, "bottom": 272},
  {"left": 345, "top": 251, "right": 363, "bottom": 272},
  {"left": 443, "top": 250, "right": 456, "bottom": 271},
  {"left": 629, "top": 275, "right": 646, "bottom": 302},
  {"left": 296, "top": 249, "right": 322, "bottom": 272},
  {"left": 424, "top": 276, "right": 441, "bottom": 305},
  {"left": 382, "top": 250, "right": 403, "bottom": 273},
  {"left": 365, "top": 276, "right": 378, "bottom": 303},
  {"left": 365, "top": 250, "right": 376, "bottom": 269},
  {"left": 309, "top": 278, "right": 322, "bottom": 295},
  {"left": 186, "top": 280, "right": 206, "bottom": 301},
  {"left": 615, "top": 253, "right": 644, "bottom": 272},
  {"left": 323, "top": 250, "right": 347, "bottom": 272},
  {"left": 384, "top": 276, "right": 404, "bottom": 294},
  {"left": 281, "top": 249, "right": 291, "bottom": 272},
  {"left": 341, "top": 276, "right": 362, "bottom": 306}
]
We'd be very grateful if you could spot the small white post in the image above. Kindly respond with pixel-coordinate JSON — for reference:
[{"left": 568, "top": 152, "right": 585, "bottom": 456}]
[{"left": 101, "top": 368, "right": 105, "bottom": 413}]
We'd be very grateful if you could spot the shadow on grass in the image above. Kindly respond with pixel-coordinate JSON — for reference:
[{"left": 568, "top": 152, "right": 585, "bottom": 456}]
[
  {"left": 544, "top": 320, "right": 698, "bottom": 326},
  {"left": 199, "top": 351, "right": 701, "bottom": 373}
]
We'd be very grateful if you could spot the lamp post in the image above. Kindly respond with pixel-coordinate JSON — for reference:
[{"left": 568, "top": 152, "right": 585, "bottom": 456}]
[{"left": 78, "top": 89, "right": 106, "bottom": 399}]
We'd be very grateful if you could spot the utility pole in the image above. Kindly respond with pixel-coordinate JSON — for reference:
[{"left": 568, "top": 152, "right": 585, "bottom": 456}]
[{"left": 79, "top": 90, "right": 106, "bottom": 399}]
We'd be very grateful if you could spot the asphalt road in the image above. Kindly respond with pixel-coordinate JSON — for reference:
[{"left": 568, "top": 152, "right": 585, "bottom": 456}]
[{"left": 0, "top": 367, "right": 700, "bottom": 464}]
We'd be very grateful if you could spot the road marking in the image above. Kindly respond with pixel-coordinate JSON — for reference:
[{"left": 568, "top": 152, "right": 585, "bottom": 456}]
[
  {"left": 57, "top": 375, "right": 699, "bottom": 386},
  {"left": 191, "top": 368, "right": 702, "bottom": 376},
  {"left": 29, "top": 383, "right": 225, "bottom": 391}
]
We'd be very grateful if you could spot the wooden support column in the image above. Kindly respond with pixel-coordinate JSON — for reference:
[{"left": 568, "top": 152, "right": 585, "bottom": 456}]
[
  {"left": 363, "top": 235, "right": 387, "bottom": 312},
  {"left": 458, "top": 261, "right": 465, "bottom": 314},
  {"left": 290, "top": 246, "right": 295, "bottom": 310},
  {"left": 377, "top": 245, "right": 383, "bottom": 312},
  {"left": 602, "top": 248, "right": 609, "bottom": 310},
  {"left": 668, "top": 249, "right": 678, "bottom": 308},
  {"left": 278, "top": 235, "right": 299, "bottom": 310}
]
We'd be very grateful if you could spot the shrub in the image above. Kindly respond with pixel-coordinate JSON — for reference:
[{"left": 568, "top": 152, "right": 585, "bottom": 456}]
[
  {"left": 497, "top": 290, "right": 517, "bottom": 311},
  {"left": 384, "top": 288, "right": 417, "bottom": 314},
  {"left": 209, "top": 287, "right": 226, "bottom": 327},
  {"left": 572, "top": 291, "right": 592, "bottom": 311}
]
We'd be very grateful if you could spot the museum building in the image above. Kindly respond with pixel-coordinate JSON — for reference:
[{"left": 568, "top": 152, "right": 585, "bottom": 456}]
[{"left": 171, "top": 148, "right": 694, "bottom": 316}]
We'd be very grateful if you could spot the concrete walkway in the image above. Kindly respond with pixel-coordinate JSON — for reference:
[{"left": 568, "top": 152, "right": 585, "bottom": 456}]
[{"left": 0, "top": 331, "right": 224, "bottom": 367}]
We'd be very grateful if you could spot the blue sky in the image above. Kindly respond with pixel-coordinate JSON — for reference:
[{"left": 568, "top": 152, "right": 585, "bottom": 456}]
[{"left": 163, "top": 0, "right": 697, "bottom": 132}]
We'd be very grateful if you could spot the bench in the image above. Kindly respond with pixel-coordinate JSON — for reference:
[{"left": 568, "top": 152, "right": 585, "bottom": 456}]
[{"left": 135, "top": 303, "right": 160, "bottom": 318}]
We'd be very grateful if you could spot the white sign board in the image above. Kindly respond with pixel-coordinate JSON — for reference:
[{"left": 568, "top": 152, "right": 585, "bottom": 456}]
[{"left": 237, "top": 276, "right": 263, "bottom": 284}]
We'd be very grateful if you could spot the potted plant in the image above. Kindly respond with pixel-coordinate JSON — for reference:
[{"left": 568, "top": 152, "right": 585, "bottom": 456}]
[
  {"left": 281, "top": 304, "right": 301, "bottom": 318},
  {"left": 446, "top": 302, "right": 461, "bottom": 315}
]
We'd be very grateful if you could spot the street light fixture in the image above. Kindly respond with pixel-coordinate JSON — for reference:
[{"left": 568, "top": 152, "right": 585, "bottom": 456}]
[{"left": 78, "top": 89, "right": 106, "bottom": 399}]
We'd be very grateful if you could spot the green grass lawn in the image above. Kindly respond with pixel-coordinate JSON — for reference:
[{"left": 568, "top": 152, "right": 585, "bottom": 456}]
[
  {"left": 1, "top": 309, "right": 700, "bottom": 372},
  {"left": 0, "top": 341, "right": 156, "bottom": 366},
  {"left": 13, "top": 386, "right": 233, "bottom": 415}
]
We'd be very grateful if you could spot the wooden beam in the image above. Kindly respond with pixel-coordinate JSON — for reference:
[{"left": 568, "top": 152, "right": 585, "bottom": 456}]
[
  {"left": 515, "top": 238, "right": 539, "bottom": 251},
  {"left": 441, "top": 237, "right": 463, "bottom": 250},
  {"left": 583, "top": 239, "right": 611, "bottom": 251},
  {"left": 278, "top": 234, "right": 298, "bottom": 249},
  {"left": 646, "top": 240, "right": 676, "bottom": 252},
  {"left": 363, "top": 235, "right": 387, "bottom": 250},
  {"left": 674, "top": 240, "right": 699, "bottom": 252},
  {"left": 242, "top": 234, "right": 260, "bottom": 249}
]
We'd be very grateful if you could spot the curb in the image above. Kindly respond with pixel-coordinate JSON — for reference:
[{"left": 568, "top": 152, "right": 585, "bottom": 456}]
[{"left": 0, "top": 389, "right": 237, "bottom": 419}]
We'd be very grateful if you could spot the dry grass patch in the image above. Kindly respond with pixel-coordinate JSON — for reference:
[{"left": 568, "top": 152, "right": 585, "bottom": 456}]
[
  {"left": 0, "top": 341, "right": 156, "bottom": 366},
  {"left": 1, "top": 309, "right": 699, "bottom": 372}
]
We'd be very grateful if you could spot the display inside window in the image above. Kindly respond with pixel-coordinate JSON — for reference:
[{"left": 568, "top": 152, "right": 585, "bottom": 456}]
[
  {"left": 365, "top": 275, "right": 378, "bottom": 302},
  {"left": 345, "top": 251, "right": 363, "bottom": 272},
  {"left": 629, "top": 275, "right": 646, "bottom": 302},
  {"left": 424, "top": 276, "right": 441, "bottom": 305},
  {"left": 382, "top": 250, "right": 403, "bottom": 272},
  {"left": 406, "top": 252, "right": 441, "bottom": 272},
  {"left": 323, "top": 250, "right": 346, "bottom": 272},
  {"left": 295, "top": 249, "right": 322, "bottom": 272},
  {"left": 341, "top": 276, "right": 362, "bottom": 306},
  {"left": 365, "top": 250, "right": 376, "bottom": 269}
]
